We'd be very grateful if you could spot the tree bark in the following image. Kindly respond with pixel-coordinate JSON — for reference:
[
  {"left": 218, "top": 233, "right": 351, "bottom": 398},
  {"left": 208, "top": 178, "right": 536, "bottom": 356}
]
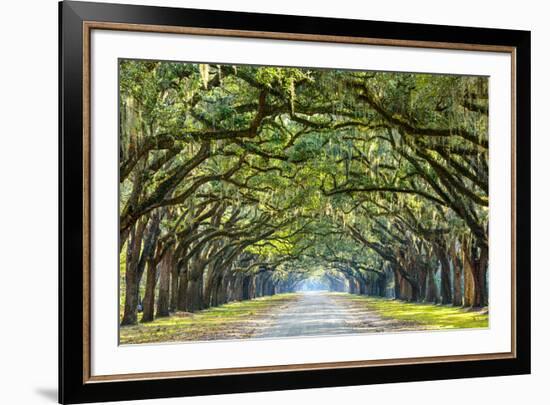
[
  {"left": 436, "top": 247, "right": 452, "bottom": 305},
  {"left": 451, "top": 242, "right": 463, "bottom": 306},
  {"left": 141, "top": 257, "right": 157, "bottom": 322},
  {"left": 462, "top": 238, "right": 487, "bottom": 307},
  {"left": 241, "top": 276, "right": 250, "bottom": 300},
  {"left": 392, "top": 268, "right": 401, "bottom": 299},
  {"left": 231, "top": 272, "right": 243, "bottom": 302},
  {"left": 120, "top": 219, "right": 147, "bottom": 326},
  {"left": 418, "top": 263, "right": 428, "bottom": 301},
  {"left": 472, "top": 244, "right": 488, "bottom": 307},
  {"left": 377, "top": 273, "right": 387, "bottom": 297},
  {"left": 176, "top": 262, "right": 188, "bottom": 311},
  {"left": 186, "top": 258, "right": 204, "bottom": 312},
  {"left": 170, "top": 261, "right": 179, "bottom": 312},
  {"left": 134, "top": 212, "right": 161, "bottom": 309},
  {"left": 462, "top": 238, "right": 475, "bottom": 306},
  {"left": 425, "top": 265, "right": 438, "bottom": 303},
  {"left": 156, "top": 250, "right": 172, "bottom": 317}
]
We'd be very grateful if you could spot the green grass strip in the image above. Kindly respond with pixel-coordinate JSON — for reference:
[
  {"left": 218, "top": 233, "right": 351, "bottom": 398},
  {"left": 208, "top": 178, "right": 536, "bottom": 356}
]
[
  {"left": 119, "top": 293, "right": 298, "bottom": 344},
  {"left": 346, "top": 294, "right": 489, "bottom": 329}
]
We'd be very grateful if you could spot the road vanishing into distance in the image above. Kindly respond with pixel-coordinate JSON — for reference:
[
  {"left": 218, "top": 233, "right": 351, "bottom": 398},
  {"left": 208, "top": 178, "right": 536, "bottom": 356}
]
[{"left": 253, "top": 291, "right": 419, "bottom": 338}]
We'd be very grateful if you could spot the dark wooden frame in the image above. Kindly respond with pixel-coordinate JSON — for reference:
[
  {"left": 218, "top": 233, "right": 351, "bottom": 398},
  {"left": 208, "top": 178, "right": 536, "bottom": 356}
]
[{"left": 59, "top": 1, "right": 531, "bottom": 403}]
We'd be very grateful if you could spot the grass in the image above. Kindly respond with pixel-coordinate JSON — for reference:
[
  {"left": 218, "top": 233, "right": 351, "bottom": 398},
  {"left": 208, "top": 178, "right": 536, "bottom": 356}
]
[
  {"left": 346, "top": 294, "right": 489, "bottom": 330},
  {"left": 120, "top": 292, "right": 489, "bottom": 344},
  {"left": 119, "top": 293, "right": 299, "bottom": 344}
]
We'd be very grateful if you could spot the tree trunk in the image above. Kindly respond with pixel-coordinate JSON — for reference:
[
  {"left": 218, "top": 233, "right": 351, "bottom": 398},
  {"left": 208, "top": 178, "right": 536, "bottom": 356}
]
[
  {"left": 377, "top": 273, "right": 387, "bottom": 297},
  {"left": 218, "top": 273, "right": 230, "bottom": 304},
  {"left": 186, "top": 259, "right": 203, "bottom": 312},
  {"left": 120, "top": 219, "right": 147, "bottom": 326},
  {"left": 204, "top": 260, "right": 226, "bottom": 307},
  {"left": 398, "top": 272, "right": 409, "bottom": 300},
  {"left": 408, "top": 278, "right": 420, "bottom": 302},
  {"left": 437, "top": 251, "right": 452, "bottom": 305},
  {"left": 249, "top": 275, "right": 257, "bottom": 299},
  {"left": 212, "top": 274, "right": 225, "bottom": 306},
  {"left": 425, "top": 265, "right": 438, "bottom": 303},
  {"left": 170, "top": 262, "right": 179, "bottom": 312},
  {"left": 358, "top": 273, "right": 368, "bottom": 295},
  {"left": 418, "top": 264, "right": 428, "bottom": 301},
  {"left": 231, "top": 272, "right": 242, "bottom": 302},
  {"left": 242, "top": 276, "right": 251, "bottom": 300},
  {"left": 121, "top": 263, "right": 139, "bottom": 326},
  {"left": 451, "top": 242, "right": 463, "bottom": 306},
  {"left": 176, "top": 262, "right": 188, "bottom": 311},
  {"left": 134, "top": 215, "right": 160, "bottom": 308},
  {"left": 462, "top": 238, "right": 475, "bottom": 306},
  {"left": 393, "top": 268, "right": 401, "bottom": 299},
  {"left": 398, "top": 266, "right": 419, "bottom": 301},
  {"left": 141, "top": 258, "right": 157, "bottom": 322},
  {"left": 472, "top": 244, "right": 488, "bottom": 307},
  {"left": 156, "top": 251, "right": 172, "bottom": 317}
]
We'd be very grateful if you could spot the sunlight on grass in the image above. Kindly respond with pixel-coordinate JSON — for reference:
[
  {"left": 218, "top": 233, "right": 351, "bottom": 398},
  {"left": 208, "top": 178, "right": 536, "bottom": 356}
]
[
  {"left": 120, "top": 292, "right": 488, "bottom": 344},
  {"left": 345, "top": 294, "right": 488, "bottom": 329},
  {"left": 119, "top": 293, "right": 299, "bottom": 344}
]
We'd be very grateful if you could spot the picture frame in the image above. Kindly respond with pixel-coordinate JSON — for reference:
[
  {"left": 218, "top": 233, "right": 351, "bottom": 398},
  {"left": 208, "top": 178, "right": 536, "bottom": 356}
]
[{"left": 59, "top": 0, "right": 531, "bottom": 403}]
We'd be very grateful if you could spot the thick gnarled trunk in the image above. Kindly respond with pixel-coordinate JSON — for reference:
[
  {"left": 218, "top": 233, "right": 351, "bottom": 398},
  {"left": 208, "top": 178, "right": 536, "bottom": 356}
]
[{"left": 120, "top": 219, "right": 147, "bottom": 326}]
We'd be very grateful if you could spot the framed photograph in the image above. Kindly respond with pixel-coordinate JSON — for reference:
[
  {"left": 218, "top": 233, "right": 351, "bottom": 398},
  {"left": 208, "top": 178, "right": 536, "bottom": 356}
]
[{"left": 59, "top": 1, "right": 530, "bottom": 403}]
